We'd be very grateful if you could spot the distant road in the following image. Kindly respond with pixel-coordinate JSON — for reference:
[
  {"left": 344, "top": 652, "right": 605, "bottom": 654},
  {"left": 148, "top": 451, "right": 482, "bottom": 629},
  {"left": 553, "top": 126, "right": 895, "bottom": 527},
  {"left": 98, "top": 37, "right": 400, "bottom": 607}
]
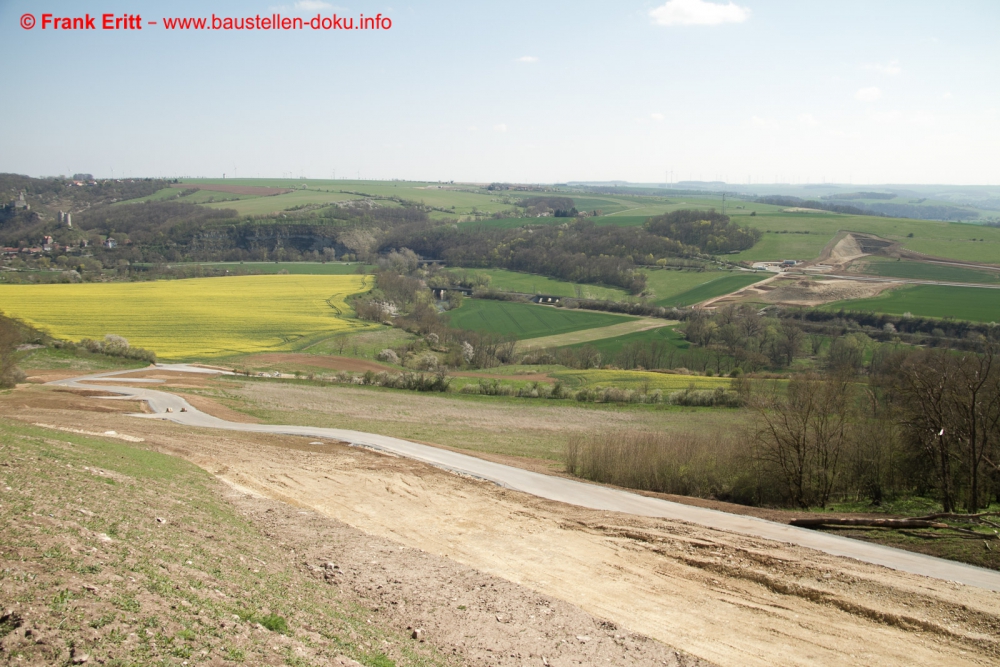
[
  {"left": 51, "top": 365, "right": 1000, "bottom": 592},
  {"left": 796, "top": 272, "right": 1000, "bottom": 289}
]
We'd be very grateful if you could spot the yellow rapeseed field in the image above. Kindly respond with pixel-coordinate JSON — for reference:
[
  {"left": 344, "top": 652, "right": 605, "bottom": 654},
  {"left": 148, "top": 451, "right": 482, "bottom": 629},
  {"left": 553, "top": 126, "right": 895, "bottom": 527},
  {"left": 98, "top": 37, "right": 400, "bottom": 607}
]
[{"left": 0, "top": 274, "right": 375, "bottom": 360}]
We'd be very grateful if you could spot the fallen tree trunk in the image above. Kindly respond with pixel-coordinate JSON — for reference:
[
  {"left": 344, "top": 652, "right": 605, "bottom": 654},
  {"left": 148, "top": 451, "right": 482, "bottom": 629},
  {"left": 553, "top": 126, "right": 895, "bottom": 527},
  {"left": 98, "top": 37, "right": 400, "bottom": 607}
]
[
  {"left": 790, "top": 518, "right": 950, "bottom": 529},
  {"left": 790, "top": 516, "right": 1000, "bottom": 539}
]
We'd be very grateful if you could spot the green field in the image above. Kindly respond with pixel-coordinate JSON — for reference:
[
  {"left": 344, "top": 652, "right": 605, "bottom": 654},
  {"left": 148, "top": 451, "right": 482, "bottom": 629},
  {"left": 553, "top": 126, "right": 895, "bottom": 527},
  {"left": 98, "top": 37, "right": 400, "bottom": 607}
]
[
  {"left": 825, "top": 284, "right": 1000, "bottom": 322},
  {"left": 563, "top": 323, "right": 689, "bottom": 355},
  {"left": 661, "top": 273, "right": 768, "bottom": 306},
  {"left": 856, "top": 257, "right": 1000, "bottom": 284},
  {"left": 452, "top": 268, "right": 628, "bottom": 300},
  {"left": 642, "top": 270, "right": 767, "bottom": 306},
  {"left": 727, "top": 210, "right": 1000, "bottom": 264},
  {"left": 128, "top": 187, "right": 265, "bottom": 204},
  {"left": 444, "top": 299, "right": 634, "bottom": 339},
  {"left": 641, "top": 270, "right": 728, "bottom": 303},
  {"left": 202, "top": 189, "right": 361, "bottom": 215},
  {"left": 175, "top": 179, "right": 513, "bottom": 218}
]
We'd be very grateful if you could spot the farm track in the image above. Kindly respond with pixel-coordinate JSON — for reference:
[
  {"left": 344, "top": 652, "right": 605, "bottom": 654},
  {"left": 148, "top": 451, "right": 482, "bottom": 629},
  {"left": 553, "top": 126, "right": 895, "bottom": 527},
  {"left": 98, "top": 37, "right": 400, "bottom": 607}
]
[
  {"left": 796, "top": 272, "right": 1000, "bottom": 290},
  {"left": 12, "top": 366, "right": 1000, "bottom": 666}
]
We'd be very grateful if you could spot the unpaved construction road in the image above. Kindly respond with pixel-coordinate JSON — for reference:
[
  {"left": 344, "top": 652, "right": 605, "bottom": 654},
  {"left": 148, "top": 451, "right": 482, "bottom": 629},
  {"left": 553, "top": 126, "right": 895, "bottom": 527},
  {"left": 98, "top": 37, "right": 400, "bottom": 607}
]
[{"left": 26, "top": 367, "right": 1000, "bottom": 665}]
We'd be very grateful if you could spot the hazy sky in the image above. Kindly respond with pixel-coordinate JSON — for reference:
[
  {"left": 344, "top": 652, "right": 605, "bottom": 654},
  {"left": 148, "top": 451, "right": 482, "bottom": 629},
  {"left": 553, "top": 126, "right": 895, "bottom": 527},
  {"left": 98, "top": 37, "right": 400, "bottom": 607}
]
[{"left": 1, "top": 0, "right": 998, "bottom": 184}]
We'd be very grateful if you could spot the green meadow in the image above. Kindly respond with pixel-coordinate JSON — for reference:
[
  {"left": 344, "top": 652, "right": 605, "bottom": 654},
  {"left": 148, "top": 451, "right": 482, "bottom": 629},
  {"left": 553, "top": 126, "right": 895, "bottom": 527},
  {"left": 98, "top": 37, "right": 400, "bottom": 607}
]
[
  {"left": 642, "top": 269, "right": 767, "bottom": 306},
  {"left": 444, "top": 299, "right": 634, "bottom": 339},
  {"left": 825, "top": 284, "right": 1000, "bottom": 322},
  {"left": 857, "top": 257, "right": 1000, "bottom": 284},
  {"left": 451, "top": 268, "right": 628, "bottom": 300},
  {"left": 563, "top": 323, "right": 689, "bottom": 356}
]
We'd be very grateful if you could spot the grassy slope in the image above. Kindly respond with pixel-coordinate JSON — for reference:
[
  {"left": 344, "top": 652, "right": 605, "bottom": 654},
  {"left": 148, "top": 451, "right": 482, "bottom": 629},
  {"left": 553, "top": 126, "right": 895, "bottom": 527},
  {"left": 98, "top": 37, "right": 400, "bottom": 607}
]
[
  {"left": 562, "top": 324, "right": 689, "bottom": 356},
  {"left": 452, "top": 268, "right": 628, "bottom": 300},
  {"left": 18, "top": 346, "right": 151, "bottom": 373},
  {"left": 856, "top": 257, "right": 1000, "bottom": 284},
  {"left": 515, "top": 319, "right": 672, "bottom": 350},
  {"left": 642, "top": 270, "right": 767, "bottom": 306},
  {"left": 728, "top": 210, "right": 1000, "bottom": 264},
  {"left": 211, "top": 377, "right": 742, "bottom": 461},
  {"left": 0, "top": 419, "right": 439, "bottom": 666},
  {"left": 825, "top": 284, "right": 1000, "bottom": 322},
  {"left": 125, "top": 188, "right": 265, "bottom": 204},
  {"left": 444, "top": 300, "right": 634, "bottom": 339},
  {"left": 179, "top": 179, "right": 510, "bottom": 217},
  {"left": 660, "top": 273, "right": 768, "bottom": 306},
  {"left": 203, "top": 190, "right": 359, "bottom": 215}
]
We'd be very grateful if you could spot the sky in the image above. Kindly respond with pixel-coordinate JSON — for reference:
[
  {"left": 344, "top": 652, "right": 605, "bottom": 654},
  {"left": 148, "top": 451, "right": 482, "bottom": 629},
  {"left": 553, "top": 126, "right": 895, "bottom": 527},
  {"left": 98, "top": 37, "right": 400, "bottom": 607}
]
[{"left": 1, "top": 0, "right": 998, "bottom": 184}]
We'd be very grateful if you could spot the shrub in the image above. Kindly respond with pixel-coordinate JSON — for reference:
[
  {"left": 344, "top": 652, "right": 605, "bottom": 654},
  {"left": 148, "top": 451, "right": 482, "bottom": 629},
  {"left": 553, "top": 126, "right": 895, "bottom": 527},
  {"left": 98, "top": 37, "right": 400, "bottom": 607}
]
[
  {"left": 565, "top": 430, "right": 755, "bottom": 502},
  {"left": 414, "top": 352, "right": 439, "bottom": 371},
  {"left": 669, "top": 386, "right": 742, "bottom": 407},
  {"left": 74, "top": 334, "right": 156, "bottom": 363},
  {"left": 257, "top": 613, "right": 289, "bottom": 634},
  {"left": 477, "top": 379, "right": 514, "bottom": 396},
  {"left": 376, "top": 348, "right": 400, "bottom": 364}
]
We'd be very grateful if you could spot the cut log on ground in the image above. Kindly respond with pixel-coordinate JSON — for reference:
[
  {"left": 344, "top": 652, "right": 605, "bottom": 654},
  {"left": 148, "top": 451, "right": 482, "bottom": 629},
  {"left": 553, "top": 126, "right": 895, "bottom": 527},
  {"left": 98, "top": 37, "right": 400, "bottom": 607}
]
[{"left": 790, "top": 518, "right": 950, "bottom": 529}]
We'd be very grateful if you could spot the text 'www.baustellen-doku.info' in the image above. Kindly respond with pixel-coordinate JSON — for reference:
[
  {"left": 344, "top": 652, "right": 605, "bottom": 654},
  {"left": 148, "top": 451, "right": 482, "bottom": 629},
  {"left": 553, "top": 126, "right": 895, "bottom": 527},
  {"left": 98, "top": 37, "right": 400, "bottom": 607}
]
[{"left": 19, "top": 12, "right": 392, "bottom": 32}]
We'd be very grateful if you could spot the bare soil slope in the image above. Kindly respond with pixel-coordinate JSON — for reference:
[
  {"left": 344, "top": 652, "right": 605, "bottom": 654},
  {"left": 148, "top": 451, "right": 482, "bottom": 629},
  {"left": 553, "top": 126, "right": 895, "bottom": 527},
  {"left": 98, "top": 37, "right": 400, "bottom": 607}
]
[{"left": 2, "top": 385, "right": 999, "bottom": 666}]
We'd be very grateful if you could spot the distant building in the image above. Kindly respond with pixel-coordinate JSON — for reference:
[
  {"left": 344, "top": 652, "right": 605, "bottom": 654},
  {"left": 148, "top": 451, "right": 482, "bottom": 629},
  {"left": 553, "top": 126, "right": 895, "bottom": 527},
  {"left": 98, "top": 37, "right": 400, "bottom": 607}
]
[
  {"left": 103, "top": 238, "right": 117, "bottom": 249},
  {"left": 532, "top": 294, "right": 562, "bottom": 305},
  {"left": 13, "top": 192, "right": 28, "bottom": 210},
  {"left": 430, "top": 286, "right": 473, "bottom": 299}
]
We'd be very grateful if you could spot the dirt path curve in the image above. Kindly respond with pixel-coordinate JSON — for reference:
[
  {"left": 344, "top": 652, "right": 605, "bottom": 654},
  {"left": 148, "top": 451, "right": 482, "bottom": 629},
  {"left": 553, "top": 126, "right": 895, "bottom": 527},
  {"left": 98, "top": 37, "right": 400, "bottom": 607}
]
[{"left": 49, "top": 365, "right": 1000, "bottom": 594}]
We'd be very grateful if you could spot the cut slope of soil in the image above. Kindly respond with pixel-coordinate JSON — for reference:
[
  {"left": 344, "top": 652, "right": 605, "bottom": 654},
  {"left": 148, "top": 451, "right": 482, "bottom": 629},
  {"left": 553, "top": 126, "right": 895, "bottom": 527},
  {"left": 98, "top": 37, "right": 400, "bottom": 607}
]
[{"left": 2, "top": 385, "right": 998, "bottom": 667}]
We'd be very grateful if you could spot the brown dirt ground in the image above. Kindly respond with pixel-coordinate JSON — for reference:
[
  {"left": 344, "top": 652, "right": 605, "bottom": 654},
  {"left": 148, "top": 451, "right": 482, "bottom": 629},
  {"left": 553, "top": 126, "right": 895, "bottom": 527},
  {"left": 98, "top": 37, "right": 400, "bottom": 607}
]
[
  {"left": 0, "top": 388, "right": 708, "bottom": 667},
  {"left": 827, "top": 234, "right": 867, "bottom": 266},
  {"left": 169, "top": 183, "right": 292, "bottom": 196},
  {"left": 757, "top": 277, "right": 897, "bottom": 307},
  {"left": 2, "top": 385, "right": 999, "bottom": 666}
]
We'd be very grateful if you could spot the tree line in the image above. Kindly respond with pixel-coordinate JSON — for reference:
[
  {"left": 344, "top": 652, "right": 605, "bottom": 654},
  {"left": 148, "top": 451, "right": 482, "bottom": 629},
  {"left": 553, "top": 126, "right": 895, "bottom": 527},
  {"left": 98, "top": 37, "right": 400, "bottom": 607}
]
[
  {"left": 644, "top": 209, "right": 761, "bottom": 254},
  {"left": 568, "top": 340, "right": 1000, "bottom": 513}
]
